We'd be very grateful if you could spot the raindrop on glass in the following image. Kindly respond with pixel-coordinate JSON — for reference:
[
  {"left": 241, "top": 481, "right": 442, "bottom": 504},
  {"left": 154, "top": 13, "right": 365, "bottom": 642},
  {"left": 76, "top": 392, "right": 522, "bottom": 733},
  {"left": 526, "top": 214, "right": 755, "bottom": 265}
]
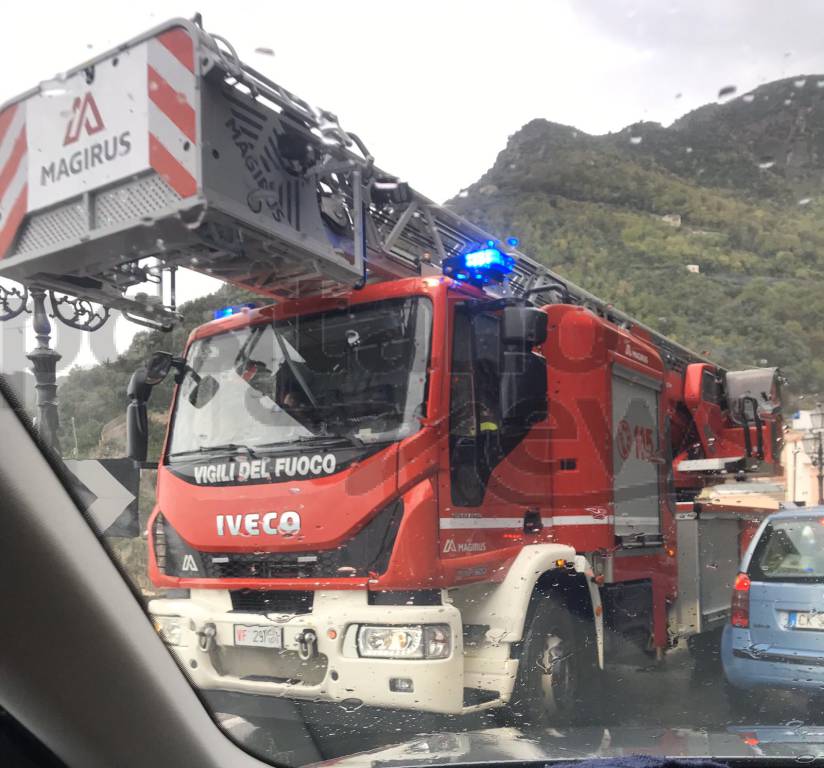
[
  {"left": 40, "top": 77, "right": 68, "bottom": 97},
  {"left": 798, "top": 197, "right": 812, "bottom": 206},
  {"left": 718, "top": 84, "right": 737, "bottom": 100},
  {"left": 742, "top": 93, "right": 755, "bottom": 103},
  {"left": 794, "top": 78, "right": 807, "bottom": 88},
  {"left": 255, "top": 47, "right": 275, "bottom": 57},
  {"left": 630, "top": 135, "right": 643, "bottom": 145},
  {"left": 458, "top": 188, "right": 469, "bottom": 199},
  {"left": 758, "top": 157, "right": 775, "bottom": 169}
]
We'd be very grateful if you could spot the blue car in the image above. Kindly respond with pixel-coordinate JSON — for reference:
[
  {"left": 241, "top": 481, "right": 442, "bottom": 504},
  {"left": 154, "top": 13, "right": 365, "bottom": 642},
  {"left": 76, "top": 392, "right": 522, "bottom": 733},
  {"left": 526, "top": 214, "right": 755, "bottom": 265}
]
[{"left": 723, "top": 507, "right": 824, "bottom": 707}]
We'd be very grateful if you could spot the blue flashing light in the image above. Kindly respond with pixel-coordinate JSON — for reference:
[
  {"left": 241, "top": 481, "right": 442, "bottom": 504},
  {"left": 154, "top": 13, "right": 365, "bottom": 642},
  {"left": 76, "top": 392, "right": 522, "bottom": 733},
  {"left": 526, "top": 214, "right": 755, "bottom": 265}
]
[
  {"left": 506, "top": 236, "right": 520, "bottom": 248},
  {"left": 464, "top": 247, "right": 508, "bottom": 269},
  {"left": 213, "top": 303, "right": 257, "bottom": 319},
  {"left": 441, "top": 246, "right": 515, "bottom": 287}
]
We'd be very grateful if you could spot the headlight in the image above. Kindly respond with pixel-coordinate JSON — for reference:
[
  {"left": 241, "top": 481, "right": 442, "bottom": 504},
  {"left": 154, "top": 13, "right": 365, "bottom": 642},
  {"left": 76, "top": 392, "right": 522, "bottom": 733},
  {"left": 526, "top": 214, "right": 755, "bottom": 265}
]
[
  {"left": 153, "top": 615, "right": 187, "bottom": 647},
  {"left": 356, "top": 624, "right": 450, "bottom": 659}
]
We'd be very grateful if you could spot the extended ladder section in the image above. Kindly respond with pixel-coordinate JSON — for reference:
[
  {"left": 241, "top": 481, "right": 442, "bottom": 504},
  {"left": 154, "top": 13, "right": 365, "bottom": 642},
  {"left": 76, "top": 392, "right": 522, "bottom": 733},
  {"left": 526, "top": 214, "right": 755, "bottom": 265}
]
[{"left": 0, "top": 17, "right": 713, "bottom": 368}]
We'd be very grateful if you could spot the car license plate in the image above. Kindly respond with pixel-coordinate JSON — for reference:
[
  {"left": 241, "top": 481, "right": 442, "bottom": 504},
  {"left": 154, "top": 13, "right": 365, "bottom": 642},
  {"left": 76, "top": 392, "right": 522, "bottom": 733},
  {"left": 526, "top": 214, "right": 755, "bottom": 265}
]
[
  {"left": 790, "top": 612, "right": 824, "bottom": 631},
  {"left": 234, "top": 624, "right": 283, "bottom": 648}
]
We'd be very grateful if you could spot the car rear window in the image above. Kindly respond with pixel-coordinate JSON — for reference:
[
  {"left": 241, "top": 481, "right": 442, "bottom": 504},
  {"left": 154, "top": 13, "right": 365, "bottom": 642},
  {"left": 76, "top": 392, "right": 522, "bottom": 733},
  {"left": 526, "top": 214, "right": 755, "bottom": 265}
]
[{"left": 749, "top": 518, "right": 824, "bottom": 582}]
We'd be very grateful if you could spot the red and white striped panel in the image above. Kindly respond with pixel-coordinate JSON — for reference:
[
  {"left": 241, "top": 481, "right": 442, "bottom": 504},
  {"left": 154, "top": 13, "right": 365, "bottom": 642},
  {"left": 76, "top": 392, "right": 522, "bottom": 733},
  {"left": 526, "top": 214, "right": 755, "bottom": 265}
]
[
  {"left": 147, "top": 27, "right": 198, "bottom": 199},
  {"left": 0, "top": 103, "right": 28, "bottom": 259}
]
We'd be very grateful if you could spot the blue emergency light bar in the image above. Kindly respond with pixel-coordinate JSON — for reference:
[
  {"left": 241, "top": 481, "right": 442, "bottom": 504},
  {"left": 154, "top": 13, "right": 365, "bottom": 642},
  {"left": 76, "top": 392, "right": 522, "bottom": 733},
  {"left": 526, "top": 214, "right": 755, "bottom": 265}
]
[
  {"left": 213, "top": 303, "right": 257, "bottom": 319},
  {"left": 442, "top": 243, "right": 515, "bottom": 287}
]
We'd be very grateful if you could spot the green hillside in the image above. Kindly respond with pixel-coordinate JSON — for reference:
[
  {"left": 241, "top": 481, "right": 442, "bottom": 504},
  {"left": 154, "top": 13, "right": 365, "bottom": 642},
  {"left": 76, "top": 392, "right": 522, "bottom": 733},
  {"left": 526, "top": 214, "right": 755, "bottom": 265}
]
[
  {"left": 54, "top": 75, "right": 824, "bottom": 457},
  {"left": 449, "top": 77, "right": 824, "bottom": 402}
]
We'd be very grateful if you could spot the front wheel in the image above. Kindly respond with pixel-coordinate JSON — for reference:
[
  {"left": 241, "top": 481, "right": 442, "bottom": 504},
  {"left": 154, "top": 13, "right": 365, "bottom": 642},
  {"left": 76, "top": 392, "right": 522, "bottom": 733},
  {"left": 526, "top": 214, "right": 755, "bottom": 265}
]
[{"left": 508, "top": 595, "right": 599, "bottom": 726}]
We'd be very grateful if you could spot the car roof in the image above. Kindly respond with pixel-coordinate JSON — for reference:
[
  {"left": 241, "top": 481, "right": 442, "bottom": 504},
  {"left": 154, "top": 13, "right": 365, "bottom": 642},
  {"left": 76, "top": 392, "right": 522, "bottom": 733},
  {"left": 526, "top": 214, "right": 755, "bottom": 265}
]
[{"left": 766, "top": 506, "right": 824, "bottom": 521}]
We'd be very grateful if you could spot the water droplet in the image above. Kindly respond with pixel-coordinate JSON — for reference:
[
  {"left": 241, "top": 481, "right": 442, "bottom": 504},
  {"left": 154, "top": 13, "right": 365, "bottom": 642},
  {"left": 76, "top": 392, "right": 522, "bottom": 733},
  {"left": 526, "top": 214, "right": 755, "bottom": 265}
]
[
  {"left": 785, "top": 98, "right": 793, "bottom": 106},
  {"left": 743, "top": 93, "right": 755, "bottom": 103},
  {"left": 794, "top": 78, "right": 807, "bottom": 88},
  {"left": 40, "top": 77, "right": 68, "bottom": 97},
  {"left": 155, "top": 238, "right": 166, "bottom": 251},
  {"left": 758, "top": 157, "right": 775, "bottom": 169},
  {"left": 718, "top": 84, "right": 737, "bottom": 100},
  {"left": 630, "top": 135, "right": 643, "bottom": 145},
  {"left": 674, "top": 92, "right": 683, "bottom": 99},
  {"left": 817, "top": 80, "right": 824, "bottom": 89},
  {"left": 457, "top": 188, "right": 469, "bottom": 199},
  {"left": 685, "top": 146, "right": 693, "bottom": 154},
  {"left": 799, "top": 197, "right": 812, "bottom": 206},
  {"left": 254, "top": 47, "right": 275, "bottom": 57}
]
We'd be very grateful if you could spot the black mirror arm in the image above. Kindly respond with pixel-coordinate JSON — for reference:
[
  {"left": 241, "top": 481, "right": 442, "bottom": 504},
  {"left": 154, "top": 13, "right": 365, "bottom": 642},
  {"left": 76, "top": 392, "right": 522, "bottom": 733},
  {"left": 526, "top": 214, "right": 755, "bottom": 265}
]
[{"left": 127, "top": 368, "right": 153, "bottom": 404}]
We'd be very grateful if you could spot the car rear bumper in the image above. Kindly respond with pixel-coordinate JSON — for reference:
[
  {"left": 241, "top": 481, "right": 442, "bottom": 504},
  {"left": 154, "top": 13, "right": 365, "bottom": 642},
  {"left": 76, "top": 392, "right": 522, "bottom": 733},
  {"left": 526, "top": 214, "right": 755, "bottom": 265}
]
[
  {"left": 148, "top": 589, "right": 485, "bottom": 714},
  {"left": 722, "top": 624, "right": 824, "bottom": 692}
]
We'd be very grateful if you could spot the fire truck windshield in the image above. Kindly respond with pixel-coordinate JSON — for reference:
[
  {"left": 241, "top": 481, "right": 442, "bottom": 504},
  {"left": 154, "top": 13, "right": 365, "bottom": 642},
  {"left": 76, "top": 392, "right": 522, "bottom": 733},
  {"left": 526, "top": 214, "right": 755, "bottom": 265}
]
[{"left": 166, "top": 297, "right": 432, "bottom": 457}]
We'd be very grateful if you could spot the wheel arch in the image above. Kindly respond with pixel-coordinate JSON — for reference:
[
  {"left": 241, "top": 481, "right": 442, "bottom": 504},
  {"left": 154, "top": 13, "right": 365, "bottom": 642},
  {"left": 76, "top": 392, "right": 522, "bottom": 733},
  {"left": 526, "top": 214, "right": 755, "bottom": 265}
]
[{"left": 454, "top": 544, "right": 603, "bottom": 668}]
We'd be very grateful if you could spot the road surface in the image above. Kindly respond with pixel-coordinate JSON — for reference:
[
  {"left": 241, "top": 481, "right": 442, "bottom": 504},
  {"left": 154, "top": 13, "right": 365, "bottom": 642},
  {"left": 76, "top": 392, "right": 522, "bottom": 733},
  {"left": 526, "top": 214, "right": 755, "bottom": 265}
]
[{"left": 205, "top": 643, "right": 816, "bottom": 765}]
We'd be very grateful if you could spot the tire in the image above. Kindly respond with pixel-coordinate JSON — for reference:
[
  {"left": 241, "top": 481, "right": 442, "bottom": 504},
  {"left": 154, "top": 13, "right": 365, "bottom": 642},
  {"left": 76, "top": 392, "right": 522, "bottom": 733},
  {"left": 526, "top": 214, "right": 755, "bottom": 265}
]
[
  {"left": 508, "top": 594, "right": 601, "bottom": 727},
  {"left": 688, "top": 628, "right": 723, "bottom": 675},
  {"left": 724, "top": 679, "right": 762, "bottom": 722}
]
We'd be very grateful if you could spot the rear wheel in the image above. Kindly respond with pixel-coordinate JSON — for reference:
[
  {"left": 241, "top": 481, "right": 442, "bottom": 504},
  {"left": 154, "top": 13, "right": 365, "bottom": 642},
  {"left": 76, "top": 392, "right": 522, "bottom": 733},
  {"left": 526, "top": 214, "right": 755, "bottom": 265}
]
[
  {"left": 688, "top": 628, "right": 723, "bottom": 675},
  {"left": 508, "top": 594, "right": 601, "bottom": 726},
  {"left": 724, "top": 679, "right": 762, "bottom": 722}
]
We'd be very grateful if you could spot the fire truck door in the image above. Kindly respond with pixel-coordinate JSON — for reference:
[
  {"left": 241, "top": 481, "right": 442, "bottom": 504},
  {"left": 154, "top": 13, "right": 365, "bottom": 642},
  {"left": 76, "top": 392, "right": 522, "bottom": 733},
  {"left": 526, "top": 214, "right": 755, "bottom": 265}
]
[{"left": 611, "top": 366, "right": 662, "bottom": 538}]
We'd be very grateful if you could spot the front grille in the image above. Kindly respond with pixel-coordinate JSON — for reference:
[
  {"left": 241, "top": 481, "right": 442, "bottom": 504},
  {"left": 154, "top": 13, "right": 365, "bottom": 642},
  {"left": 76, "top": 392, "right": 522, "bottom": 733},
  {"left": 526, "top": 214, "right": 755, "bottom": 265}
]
[
  {"left": 230, "top": 589, "right": 314, "bottom": 614},
  {"left": 202, "top": 550, "right": 346, "bottom": 579},
  {"left": 156, "top": 500, "right": 404, "bottom": 580}
]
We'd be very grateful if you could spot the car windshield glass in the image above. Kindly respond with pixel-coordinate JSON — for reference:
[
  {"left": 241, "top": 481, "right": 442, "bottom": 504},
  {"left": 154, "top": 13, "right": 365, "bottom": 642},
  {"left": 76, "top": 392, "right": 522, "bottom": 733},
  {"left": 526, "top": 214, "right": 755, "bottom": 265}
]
[
  {"left": 8, "top": 3, "right": 824, "bottom": 767},
  {"left": 750, "top": 518, "right": 824, "bottom": 581},
  {"left": 168, "top": 297, "right": 431, "bottom": 455}
]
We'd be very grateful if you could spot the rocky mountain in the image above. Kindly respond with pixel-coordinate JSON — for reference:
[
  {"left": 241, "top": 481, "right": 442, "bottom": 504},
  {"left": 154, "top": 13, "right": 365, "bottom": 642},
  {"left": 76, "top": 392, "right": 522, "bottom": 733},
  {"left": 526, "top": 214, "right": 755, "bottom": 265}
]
[{"left": 449, "top": 76, "right": 824, "bottom": 403}]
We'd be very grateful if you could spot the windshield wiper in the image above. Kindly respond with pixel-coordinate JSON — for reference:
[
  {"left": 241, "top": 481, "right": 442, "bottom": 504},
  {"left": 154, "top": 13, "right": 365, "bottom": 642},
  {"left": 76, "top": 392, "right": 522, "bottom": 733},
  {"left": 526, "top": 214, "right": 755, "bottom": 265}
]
[
  {"left": 253, "top": 434, "right": 366, "bottom": 451},
  {"left": 167, "top": 443, "right": 260, "bottom": 460},
  {"left": 295, "top": 433, "right": 366, "bottom": 449}
]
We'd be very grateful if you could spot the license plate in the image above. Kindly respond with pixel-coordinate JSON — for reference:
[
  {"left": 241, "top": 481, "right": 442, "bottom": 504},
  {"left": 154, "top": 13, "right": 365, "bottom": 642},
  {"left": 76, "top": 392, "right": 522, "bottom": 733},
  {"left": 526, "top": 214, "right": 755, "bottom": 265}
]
[
  {"left": 234, "top": 624, "right": 283, "bottom": 648},
  {"left": 790, "top": 612, "right": 824, "bottom": 631}
]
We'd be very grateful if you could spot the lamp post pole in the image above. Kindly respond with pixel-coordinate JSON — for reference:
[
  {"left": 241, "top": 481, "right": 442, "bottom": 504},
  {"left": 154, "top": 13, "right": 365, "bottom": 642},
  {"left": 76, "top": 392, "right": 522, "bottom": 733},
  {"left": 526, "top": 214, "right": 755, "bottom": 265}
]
[
  {"left": 818, "top": 433, "right": 824, "bottom": 506},
  {"left": 26, "top": 289, "right": 62, "bottom": 454}
]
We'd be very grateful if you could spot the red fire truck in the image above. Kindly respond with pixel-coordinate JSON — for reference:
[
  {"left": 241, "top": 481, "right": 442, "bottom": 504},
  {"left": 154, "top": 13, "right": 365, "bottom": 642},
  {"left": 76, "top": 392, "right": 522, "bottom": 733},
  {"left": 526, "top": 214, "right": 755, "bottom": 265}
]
[{"left": 0, "top": 19, "right": 783, "bottom": 723}]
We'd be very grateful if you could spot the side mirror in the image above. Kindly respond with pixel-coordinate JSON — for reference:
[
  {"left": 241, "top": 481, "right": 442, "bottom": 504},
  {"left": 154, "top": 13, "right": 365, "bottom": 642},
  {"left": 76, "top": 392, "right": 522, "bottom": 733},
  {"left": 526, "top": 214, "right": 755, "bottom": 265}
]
[
  {"left": 188, "top": 374, "right": 220, "bottom": 409},
  {"left": 501, "top": 307, "right": 548, "bottom": 347},
  {"left": 145, "top": 351, "right": 175, "bottom": 386},
  {"left": 126, "top": 367, "right": 150, "bottom": 462}
]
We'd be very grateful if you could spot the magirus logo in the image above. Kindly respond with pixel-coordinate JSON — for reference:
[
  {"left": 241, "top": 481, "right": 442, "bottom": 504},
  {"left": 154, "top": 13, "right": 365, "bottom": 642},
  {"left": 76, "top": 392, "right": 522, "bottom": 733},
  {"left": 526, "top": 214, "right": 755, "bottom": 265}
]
[
  {"left": 39, "top": 91, "right": 131, "bottom": 188},
  {"left": 63, "top": 93, "right": 105, "bottom": 145}
]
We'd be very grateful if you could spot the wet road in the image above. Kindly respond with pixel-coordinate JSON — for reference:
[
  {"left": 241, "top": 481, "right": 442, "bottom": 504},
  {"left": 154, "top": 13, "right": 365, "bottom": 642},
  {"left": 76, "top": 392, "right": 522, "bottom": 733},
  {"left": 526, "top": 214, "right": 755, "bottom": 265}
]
[{"left": 207, "top": 644, "right": 816, "bottom": 765}]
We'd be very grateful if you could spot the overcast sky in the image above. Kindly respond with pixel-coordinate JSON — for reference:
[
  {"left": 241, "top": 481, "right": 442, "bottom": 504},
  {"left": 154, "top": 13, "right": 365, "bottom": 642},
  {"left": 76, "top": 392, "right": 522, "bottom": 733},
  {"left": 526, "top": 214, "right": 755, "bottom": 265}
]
[{"left": 2, "top": 0, "right": 824, "bottom": 371}]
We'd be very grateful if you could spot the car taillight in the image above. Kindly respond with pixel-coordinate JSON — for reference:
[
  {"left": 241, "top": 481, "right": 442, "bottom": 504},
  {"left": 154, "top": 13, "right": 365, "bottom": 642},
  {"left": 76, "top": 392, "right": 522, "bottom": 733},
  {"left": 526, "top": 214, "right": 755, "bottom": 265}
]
[{"left": 731, "top": 572, "right": 751, "bottom": 628}]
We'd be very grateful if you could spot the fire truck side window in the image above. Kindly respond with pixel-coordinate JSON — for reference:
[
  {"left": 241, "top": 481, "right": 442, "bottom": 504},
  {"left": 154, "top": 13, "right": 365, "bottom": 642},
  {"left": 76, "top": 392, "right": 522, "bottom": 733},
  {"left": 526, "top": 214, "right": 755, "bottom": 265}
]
[
  {"left": 449, "top": 308, "right": 503, "bottom": 506},
  {"left": 701, "top": 369, "right": 723, "bottom": 405}
]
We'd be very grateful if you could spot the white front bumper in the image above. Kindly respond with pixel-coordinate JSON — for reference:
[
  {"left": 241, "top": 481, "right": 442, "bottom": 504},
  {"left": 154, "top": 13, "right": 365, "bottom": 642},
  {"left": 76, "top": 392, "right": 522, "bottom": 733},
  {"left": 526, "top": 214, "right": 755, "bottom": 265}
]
[{"left": 149, "top": 589, "right": 469, "bottom": 714}]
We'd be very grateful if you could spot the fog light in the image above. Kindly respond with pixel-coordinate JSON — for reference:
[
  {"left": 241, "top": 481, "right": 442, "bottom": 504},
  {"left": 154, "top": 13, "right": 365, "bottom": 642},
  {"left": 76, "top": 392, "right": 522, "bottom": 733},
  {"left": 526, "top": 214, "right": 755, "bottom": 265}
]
[
  {"left": 153, "top": 615, "right": 186, "bottom": 647},
  {"left": 390, "top": 678, "right": 414, "bottom": 693}
]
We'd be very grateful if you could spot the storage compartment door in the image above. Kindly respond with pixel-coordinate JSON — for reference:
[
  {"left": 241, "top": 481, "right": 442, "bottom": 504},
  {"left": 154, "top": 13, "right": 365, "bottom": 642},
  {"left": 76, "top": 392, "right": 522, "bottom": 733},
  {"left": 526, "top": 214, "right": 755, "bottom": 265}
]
[{"left": 612, "top": 367, "right": 661, "bottom": 538}]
